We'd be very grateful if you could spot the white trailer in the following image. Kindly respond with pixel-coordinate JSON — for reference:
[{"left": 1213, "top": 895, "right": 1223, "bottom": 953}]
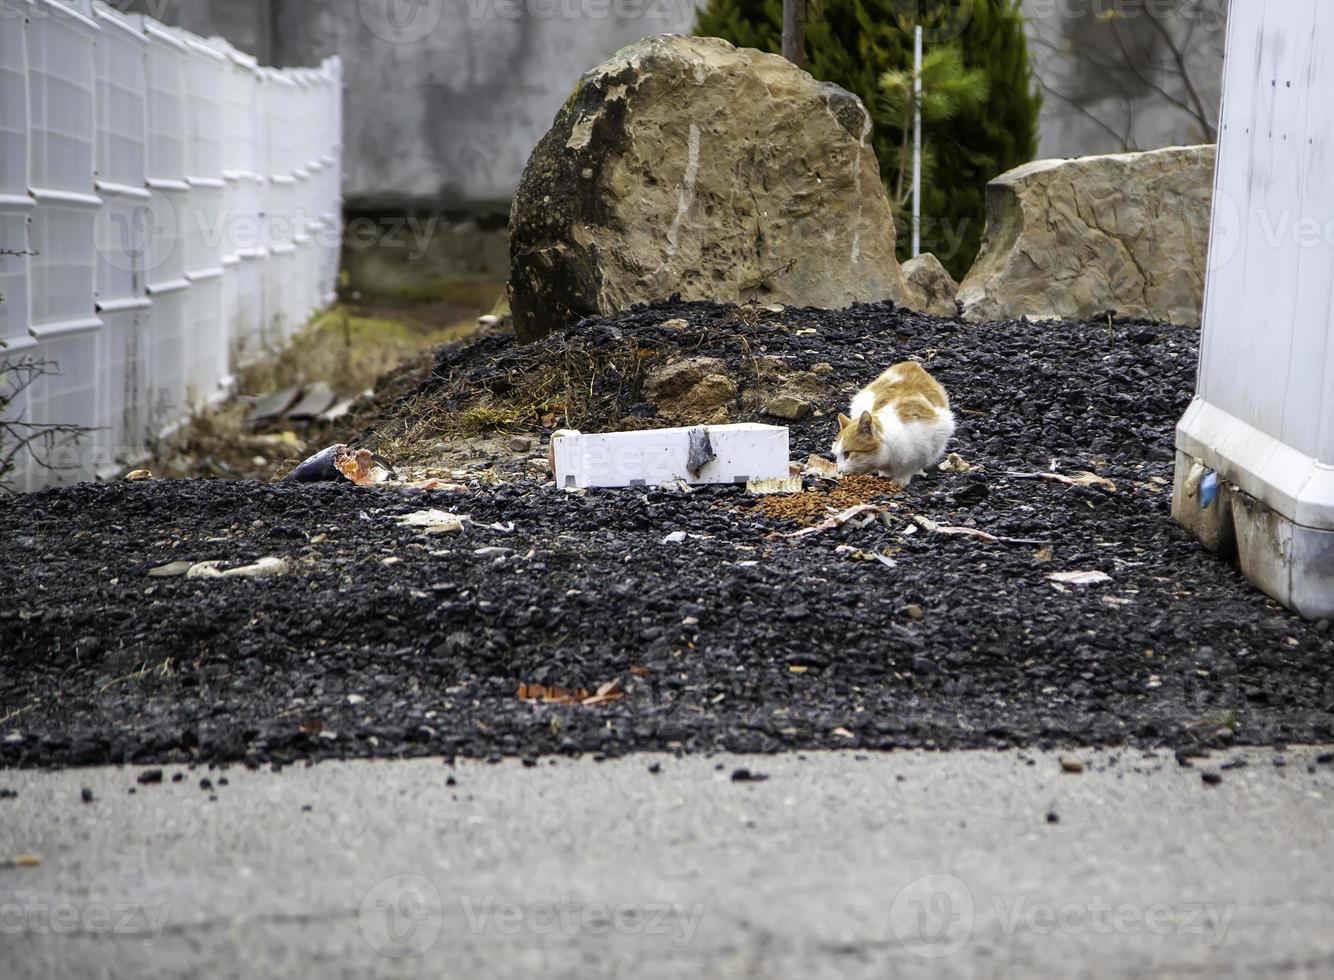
[{"left": 1173, "top": 0, "right": 1334, "bottom": 619}]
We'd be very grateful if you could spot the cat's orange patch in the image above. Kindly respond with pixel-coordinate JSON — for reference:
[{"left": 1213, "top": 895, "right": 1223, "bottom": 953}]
[
  {"left": 835, "top": 412, "right": 881, "bottom": 454},
  {"left": 864, "top": 362, "right": 949, "bottom": 413}
]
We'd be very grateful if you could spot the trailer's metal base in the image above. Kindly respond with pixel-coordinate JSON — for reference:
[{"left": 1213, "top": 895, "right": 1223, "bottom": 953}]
[{"left": 1173, "top": 450, "right": 1334, "bottom": 621}]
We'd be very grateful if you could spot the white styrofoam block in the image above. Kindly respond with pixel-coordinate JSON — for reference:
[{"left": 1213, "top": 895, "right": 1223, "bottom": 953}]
[{"left": 552, "top": 423, "right": 789, "bottom": 490}]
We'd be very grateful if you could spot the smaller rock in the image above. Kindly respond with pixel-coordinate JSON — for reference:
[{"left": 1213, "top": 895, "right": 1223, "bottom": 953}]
[
  {"left": 905, "top": 604, "right": 925, "bottom": 620},
  {"left": 1201, "top": 771, "right": 1222, "bottom": 786},
  {"left": 1060, "top": 755, "right": 1084, "bottom": 774},
  {"left": 137, "top": 769, "right": 164, "bottom": 785},
  {"left": 938, "top": 452, "right": 973, "bottom": 473},
  {"left": 731, "top": 768, "right": 769, "bottom": 783},
  {"left": 902, "top": 253, "right": 960, "bottom": 317},
  {"left": 509, "top": 435, "right": 534, "bottom": 453},
  {"left": 0, "top": 788, "right": 16, "bottom": 799},
  {"left": 398, "top": 510, "right": 466, "bottom": 535},
  {"left": 80, "top": 787, "right": 94, "bottom": 804},
  {"left": 762, "top": 394, "right": 813, "bottom": 421},
  {"left": 658, "top": 318, "right": 689, "bottom": 331},
  {"left": 810, "top": 362, "right": 834, "bottom": 375},
  {"left": 1046, "top": 811, "right": 1059, "bottom": 824}
]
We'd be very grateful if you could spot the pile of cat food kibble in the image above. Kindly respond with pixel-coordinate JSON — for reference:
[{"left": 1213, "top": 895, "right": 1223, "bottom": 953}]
[{"left": 747, "top": 474, "right": 901, "bottom": 525}]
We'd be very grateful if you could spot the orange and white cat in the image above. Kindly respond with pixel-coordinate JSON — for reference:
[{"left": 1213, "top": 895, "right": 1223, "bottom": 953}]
[{"left": 832, "top": 361, "right": 954, "bottom": 485}]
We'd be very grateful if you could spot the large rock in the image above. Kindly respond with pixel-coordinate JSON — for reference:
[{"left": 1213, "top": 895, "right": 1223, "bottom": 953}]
[
  {"left": 508, "top": 35, "right": 911, "bottom": 343},
  {"left": 957, "top": 145, "right": 1215, "bottom": 326}
]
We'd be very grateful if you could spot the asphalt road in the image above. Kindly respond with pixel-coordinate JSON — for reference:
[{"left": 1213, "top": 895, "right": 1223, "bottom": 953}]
[{"left": 3, "top": 747, "right": 1333, "bottom": 978}]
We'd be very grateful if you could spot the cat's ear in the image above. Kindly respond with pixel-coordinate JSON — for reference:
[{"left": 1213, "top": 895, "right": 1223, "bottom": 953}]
[
  {"left": 857, "top": 411, "right": 874, "bottom": 435},
  {"left": 837, "top": 413, "right": 852, "bottom": 429}
]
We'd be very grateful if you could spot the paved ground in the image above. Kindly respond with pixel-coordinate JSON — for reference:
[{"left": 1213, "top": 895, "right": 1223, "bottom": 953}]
[{"left": 3, "top": 747, "right": 1332, "bottom": 978}]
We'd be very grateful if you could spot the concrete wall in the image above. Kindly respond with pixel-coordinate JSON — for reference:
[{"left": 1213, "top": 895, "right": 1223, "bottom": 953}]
[
  {"left": 1022, "top": 0, "right": 1227, "bottom": 159},
  {"left": 272, "top": 0, "right": 700, "bottom": 210}
]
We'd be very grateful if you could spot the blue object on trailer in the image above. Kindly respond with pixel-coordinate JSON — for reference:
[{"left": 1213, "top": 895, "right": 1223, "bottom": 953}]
[{"left": 1199, "top": 470, "right": 1219, "bottom": 510}]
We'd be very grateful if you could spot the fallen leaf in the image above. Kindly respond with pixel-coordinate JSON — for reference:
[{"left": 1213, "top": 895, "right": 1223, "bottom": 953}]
[
  {"left": 1007, "top": 470, "right": 1117, "bottom": 492},
  {"left": 831, "top": 727, "right": 855, "bottom": 739},
  {"left": 746, "top": 476, "right": 803, "bottom": 496},
  {"left": 803, "top": 455, "right": 839, "bottom": 479},
  {"left": 334, "top": 448, "right": 394, "bottom": 486},
  {"left": 124, "top": 469, "right": 153, "bottom": 481},
  {"left": 398, "top": 510, "right": 466, "bottom": 534},
  {"left": 1047, "top": 570, "right": 1113, "bottom": 586},
  {"left": 629, "top": 665, "right": 651, "bottom": 678},
  {"left": 582, "top": 677, "right": 625, "bottom": 706},
  {"left": 789, "top": 665, "right": 809, "bottom": 675},
  {"left": 148, "top": 560, "right": 194, "bottom": 578},
  {"left": 777, "top": 503, "right": 883, "bottom": 540},
  {"left": 1032, "top": 547, "right": 1054, "bottom": 562},
  {"left": 404, "top": 479, "right": 467, "bottom": 491},
  {"left": 913, "top": 515, "right": 1044, "bottom": 547},
  {"left": 517, "top": 679, "right": 624, "bottom": 707}
]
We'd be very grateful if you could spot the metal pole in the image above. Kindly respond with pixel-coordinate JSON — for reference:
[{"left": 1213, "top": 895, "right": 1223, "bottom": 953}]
[
  {"left": 912, "top": 24, "right": 922, "bottom": 258},
  {"left": 782, "top": 0, "right": 806, "bottom": 70}
]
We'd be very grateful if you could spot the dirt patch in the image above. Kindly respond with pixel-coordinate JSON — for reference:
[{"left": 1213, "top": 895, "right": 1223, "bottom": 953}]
[{"left": 3, "top": 300, "right": 1331, "bottom": 770}]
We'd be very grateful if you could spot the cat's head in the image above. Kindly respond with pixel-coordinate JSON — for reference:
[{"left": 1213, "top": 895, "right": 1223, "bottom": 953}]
[{"left": 832, "top": 411, "right": 883, "bottom": 474}]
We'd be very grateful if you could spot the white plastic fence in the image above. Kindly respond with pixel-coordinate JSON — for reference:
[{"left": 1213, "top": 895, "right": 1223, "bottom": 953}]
[{"left": 0, "top": 0, "right": 342, "bottom": 490}]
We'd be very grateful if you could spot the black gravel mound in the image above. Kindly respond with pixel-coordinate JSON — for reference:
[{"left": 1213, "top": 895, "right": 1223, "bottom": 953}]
[{"left": 3, "top": 301, "right": 1331, "bottom": 770}]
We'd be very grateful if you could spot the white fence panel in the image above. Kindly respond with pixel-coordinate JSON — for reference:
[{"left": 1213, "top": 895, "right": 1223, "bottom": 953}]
[
  {"left": 93, "top": 1, "right": 150, "bottom": 475},
  {"left": 26, "top": 0, "right": 102, "bottom": 488},
  {"left": 0, "top": 5, "right": 343, "bottom": 491},
  {"left": 181, "top": 33, "right": 228, "bottom": 406}
]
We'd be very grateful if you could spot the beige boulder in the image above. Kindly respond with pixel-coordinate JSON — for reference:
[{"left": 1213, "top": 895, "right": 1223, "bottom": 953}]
[
  {"left": 957, "top": 145, "right": 1215, "bottom": 326},
  {"left": 901, "top": 253, "right": 959, "bottom": 317},
  {"left": 509, "top": 35, "right": 911, "bottom": 342}
]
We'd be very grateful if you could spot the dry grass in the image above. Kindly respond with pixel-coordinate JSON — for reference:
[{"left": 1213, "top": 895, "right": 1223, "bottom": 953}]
[
  {"left": 148, "top": 301, "right": 490, "bottom": 480},
  {"left": 236, "top": 305, "right": 476, "bottom": 398},
  {"left": 368, "top": 335, "right": 655, "bottom": 465}
]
